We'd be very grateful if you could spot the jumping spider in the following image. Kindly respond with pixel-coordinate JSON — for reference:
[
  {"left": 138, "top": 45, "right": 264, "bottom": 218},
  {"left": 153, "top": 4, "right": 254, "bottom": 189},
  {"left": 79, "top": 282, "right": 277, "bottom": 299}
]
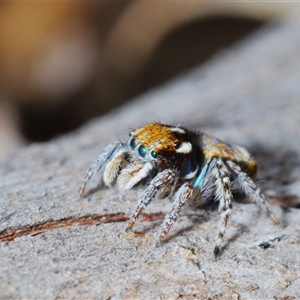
[{"left": 79, "top": 123, "right": 278, "bottom": 255}]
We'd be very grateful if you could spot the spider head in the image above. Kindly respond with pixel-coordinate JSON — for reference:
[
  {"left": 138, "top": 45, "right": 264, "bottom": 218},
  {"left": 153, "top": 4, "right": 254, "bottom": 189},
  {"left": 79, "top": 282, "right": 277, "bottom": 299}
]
[{"left": 128, "top": 123, "right": 201, "bottom": 179}]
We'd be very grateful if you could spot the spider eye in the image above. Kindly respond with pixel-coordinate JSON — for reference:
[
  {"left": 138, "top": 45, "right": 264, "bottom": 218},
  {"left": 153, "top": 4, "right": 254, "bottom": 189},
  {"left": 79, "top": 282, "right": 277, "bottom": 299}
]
[
  {"left": 130, "top": 138, "right": 137, "bottom": 149},
  {"left": 138, "top": 145, "right": 147, "bottom": 158},
  {"left": 151, "top": 150, "right": 157, "bottom": 158}
]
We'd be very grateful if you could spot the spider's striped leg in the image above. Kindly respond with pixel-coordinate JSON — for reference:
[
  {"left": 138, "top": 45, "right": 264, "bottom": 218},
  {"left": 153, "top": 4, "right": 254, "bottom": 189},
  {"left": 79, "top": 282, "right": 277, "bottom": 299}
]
[
  {"left": 79, "top": 141, "right": 124, "bottom": 196},
  {"left": 158, "top": 182, "right": 193, "bottom": 244},
  {"left": 226, "top": 160, "right": 279, "bottom": 225},
  {"left": 214, "top": 158, "right": 234, "bottom": 256},
  {"left": 126, "top": 169, "right": 175, "bottom": 231}
]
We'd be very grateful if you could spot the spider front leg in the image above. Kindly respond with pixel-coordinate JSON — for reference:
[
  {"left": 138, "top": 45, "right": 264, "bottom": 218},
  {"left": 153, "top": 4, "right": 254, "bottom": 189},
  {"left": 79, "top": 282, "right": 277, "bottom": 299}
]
[
  {"left": 126, "top": 169, "right": 175, "bottom": 231},
  {"left": 226, "top": 160, "right": 279, "bottom": 225},
  {"left": 213, "top": 158, "right": 234, "bottom": 255},
  {"left": 79, "top": 141, "right": 125, "bottom": 196},
  {"left": 158, "top": 182, "right": 193, "bottom": 244}
]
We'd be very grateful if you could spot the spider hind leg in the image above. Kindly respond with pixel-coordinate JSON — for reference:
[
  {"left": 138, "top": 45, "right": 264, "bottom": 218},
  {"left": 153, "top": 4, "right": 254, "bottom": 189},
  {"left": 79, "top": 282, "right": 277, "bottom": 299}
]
[{"left": 227, "top": 160, "right": 279, "bottom": 225}]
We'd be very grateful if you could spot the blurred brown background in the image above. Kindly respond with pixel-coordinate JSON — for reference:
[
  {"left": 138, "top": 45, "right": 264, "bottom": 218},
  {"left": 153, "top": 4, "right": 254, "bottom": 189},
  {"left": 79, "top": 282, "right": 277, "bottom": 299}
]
[{"left": 0, "top": 2, "right": 293, "bottom": 159}]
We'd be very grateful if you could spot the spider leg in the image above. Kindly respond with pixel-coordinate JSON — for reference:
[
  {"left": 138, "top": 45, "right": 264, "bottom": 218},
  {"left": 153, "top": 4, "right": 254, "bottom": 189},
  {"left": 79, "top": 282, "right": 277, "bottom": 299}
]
[
  {"left": 154, "top": 160, "right": 214, "bottom": 239},
  {"left": 158, "top": 182, "right": 193, "bottom": 243},
  {"left": 79, "top": 141, "right": 125, "bottom": 196},
  {"left": 126, "top": 169, "right": 175, "bottom": 231},
  {"left": 214, "top": 158, "right": 234, "bottom": 256},
  {"left": 226, "top": 160, "right": 279, "bottom": 225}
]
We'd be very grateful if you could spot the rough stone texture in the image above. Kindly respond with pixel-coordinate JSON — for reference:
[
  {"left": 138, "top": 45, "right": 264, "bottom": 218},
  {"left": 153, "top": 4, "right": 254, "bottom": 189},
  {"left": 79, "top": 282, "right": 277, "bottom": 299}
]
[{"left": 1, "top": 11, "right": 300, "bottom": 300}]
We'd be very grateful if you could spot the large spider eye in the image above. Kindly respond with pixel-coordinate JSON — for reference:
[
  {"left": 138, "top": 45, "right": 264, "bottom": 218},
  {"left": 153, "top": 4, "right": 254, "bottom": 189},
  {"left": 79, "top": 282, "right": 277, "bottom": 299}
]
[
  {"left": 130, "top": 138, "right": 137, "bottom": 149},
  {"left": 150, "top": 150, "right": 157, "bottom": 159},
  {"left": 138, "top": 145, "right": 147, "bottom": 158}
]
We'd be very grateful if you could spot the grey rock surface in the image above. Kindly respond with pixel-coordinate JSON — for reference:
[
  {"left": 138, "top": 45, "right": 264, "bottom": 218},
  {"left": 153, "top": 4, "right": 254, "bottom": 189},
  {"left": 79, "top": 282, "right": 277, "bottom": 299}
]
[{"left": 1, "top": 12, "right": 300, "bottom": 300}]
